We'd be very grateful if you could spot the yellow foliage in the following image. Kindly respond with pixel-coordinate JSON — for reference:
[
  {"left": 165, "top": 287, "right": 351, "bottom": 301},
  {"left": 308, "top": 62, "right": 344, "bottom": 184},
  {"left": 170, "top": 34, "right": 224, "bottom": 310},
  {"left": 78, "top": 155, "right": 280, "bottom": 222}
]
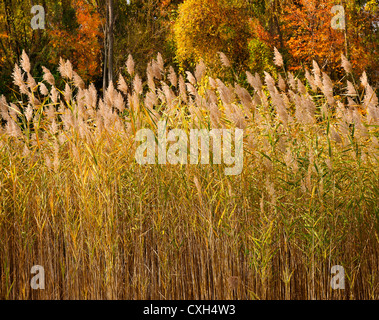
[{"left": 174, "top": 0, "right": 251, "bottom": 68}]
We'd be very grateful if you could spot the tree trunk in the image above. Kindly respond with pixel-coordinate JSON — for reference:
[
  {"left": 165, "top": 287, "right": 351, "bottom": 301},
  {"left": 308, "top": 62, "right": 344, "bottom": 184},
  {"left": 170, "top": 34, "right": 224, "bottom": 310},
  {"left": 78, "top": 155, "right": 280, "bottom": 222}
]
[
  {"left": 103, "top": 19, "right": 108, "bottom": 94},
  {"left": 103, "top": 0, "right": 114, "bottom": 94},
  {"left": 107, "top": 0, "right": 114, "bottom": 85}
]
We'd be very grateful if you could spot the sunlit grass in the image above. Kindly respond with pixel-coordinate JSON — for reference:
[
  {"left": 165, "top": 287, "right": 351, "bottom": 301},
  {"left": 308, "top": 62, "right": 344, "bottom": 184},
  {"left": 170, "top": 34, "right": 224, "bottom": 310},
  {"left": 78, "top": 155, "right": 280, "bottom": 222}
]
[{"left": 0, "top": 51, "right": 378, "bottom": 299}]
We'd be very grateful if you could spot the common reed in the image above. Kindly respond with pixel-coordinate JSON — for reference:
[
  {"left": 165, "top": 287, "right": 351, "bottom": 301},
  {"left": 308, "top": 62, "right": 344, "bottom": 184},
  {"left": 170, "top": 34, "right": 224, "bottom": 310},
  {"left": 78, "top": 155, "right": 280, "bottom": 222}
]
[{"left": 0, "top": 50, "right": 378, "bottom": 299}]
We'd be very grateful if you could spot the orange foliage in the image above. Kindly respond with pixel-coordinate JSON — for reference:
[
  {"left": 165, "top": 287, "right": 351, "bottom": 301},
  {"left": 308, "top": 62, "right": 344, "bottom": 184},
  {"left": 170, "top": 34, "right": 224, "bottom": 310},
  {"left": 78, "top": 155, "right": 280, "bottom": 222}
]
[
  {"left": 281, "top": 0, "right": 345, "bottom": 74},
  {"left": 278, "top": 0, "right": 376, "bottom": 78},
  {"left": 49, "top": 0, "right": 103, "bottom": 82}
]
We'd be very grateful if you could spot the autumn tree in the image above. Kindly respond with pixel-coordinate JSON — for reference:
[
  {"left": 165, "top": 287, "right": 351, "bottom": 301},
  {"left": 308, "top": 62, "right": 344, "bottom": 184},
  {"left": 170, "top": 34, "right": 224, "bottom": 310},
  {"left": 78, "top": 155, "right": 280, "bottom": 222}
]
[
  {"left": 173, "top": 0, "right": 252, "bottom": 71},
  {"left": 0, "top": 0, "right": 50, "bottom": 95},
  {"left": 49, "top": 0, "right": 103, "bottom": 83},
  {"left": 275, "top": 0, "right": 378, "bottom": 81},
  {"left": 0, "top": 0, "right": 103, "bottom": 98},
  {"left": 345, "top": 0, "right": 379, "bottom": 83},
  {"left": 112, "top": 0, "right": 179, "bottom": 76}
]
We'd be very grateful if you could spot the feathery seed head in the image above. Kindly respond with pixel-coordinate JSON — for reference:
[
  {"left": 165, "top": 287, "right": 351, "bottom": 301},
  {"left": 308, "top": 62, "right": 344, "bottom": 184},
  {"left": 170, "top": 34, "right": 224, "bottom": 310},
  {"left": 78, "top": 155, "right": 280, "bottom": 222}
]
[
  {"left": 20, "top": 50, "right": 31, "bottom": 73},
  {"left": 157, "top": 53, "right": 164, "bottom": 72},
  {"left": 39, "top": 82, "right": 49, "bottom": 96},
  {"left": 341, "top": 54, "right": 352, "bottom": 74},
  {"left": 274, "top": 47, "right": 284, "bottom": 67},
  {"left": 168, "top": 66, "right": 178, "bottom": 87},
  {"left": 42, "top": 66, "right": 55, "bottom": 86},
  {"left": 218, "top": 52, "right": 231, "bottom": 68},
  {"left": 195, "top": 59, "right": 206, "bottom": 83},
  {"left": 126, "top": 54, "right": 135, "bottom": 76},
  {"left": 133, "top": 74, "right": 143, "bottom": 95},
  {"left": 117, "top": 74, "right": 129, "bottom": 94},
  {"left": 73, "top": 71, "right": 85, "bottom": 89}
]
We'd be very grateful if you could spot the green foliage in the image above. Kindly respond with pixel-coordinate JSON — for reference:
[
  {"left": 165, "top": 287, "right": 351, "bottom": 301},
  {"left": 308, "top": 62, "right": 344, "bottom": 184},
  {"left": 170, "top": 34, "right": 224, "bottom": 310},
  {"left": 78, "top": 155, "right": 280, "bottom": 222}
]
[
  {"left": 248, "top": 38, "right": 277, "bottom": 77},
  {"left": 60, "top": 1, "right": 80, "bottom": 32}
]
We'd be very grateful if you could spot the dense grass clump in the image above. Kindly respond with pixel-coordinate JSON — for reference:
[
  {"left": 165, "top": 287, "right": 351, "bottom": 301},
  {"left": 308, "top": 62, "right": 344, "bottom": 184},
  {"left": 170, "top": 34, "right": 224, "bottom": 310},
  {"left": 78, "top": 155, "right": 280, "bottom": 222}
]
[{"left": 0, "top": 51, "right": 378, "bottom": 299}]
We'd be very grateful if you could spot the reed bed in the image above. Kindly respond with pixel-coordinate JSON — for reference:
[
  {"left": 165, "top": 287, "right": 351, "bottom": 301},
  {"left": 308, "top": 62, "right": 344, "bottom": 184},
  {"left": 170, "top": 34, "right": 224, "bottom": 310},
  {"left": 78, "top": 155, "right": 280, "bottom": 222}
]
[{"left": 0, "top": 51, "right": 378, "bottom": 299}]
